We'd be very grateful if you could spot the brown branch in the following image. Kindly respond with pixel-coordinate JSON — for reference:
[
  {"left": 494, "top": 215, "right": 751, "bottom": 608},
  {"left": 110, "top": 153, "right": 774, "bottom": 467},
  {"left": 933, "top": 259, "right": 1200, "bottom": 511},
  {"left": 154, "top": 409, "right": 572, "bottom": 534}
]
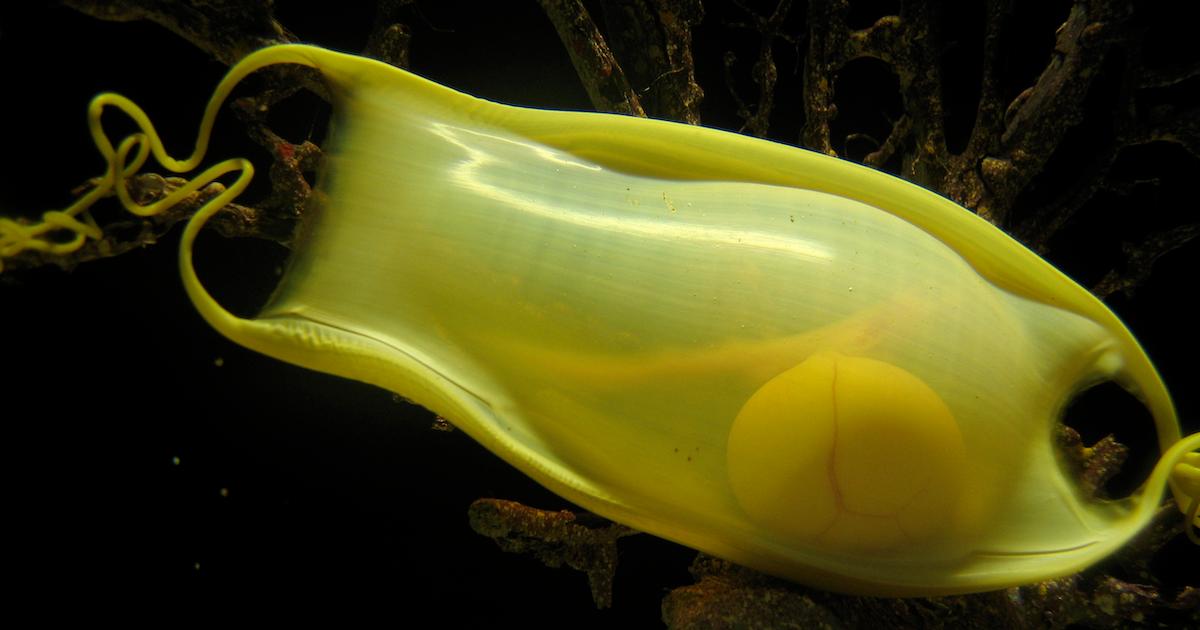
[
  {"left": 863, "top": 114, "right": 911, "bottom": 168},
  {"left": 963, "top": 0, "right": 1011, "bottom": 159},
  {"left": 981, "top": 1, "right": 1133, "bottom": 226},
  {"left": 894, "top": 1, "right": 950, "bottom": 189},
  {"left": 64, "top": 0, "right": 297, "bottom": 67},
  {"left": 1006, "top": 1, "right": 1142, "bottom": 251},
  {"left": 999, "top": 3, "right": 1198, "bottom": 301},
  {"left": 66, "top": 0, "right": 330, "bottom": 100},
  {"left": 807, "top": 1, "right": 953, "bottom": 189},
  {"left": 230, "top": 90, "right": 324, "bottom": 233},
  {"left": 1115, "top": 502, "right": 1196, "bottom": 586},
  {"left": 538, "top": 0, "right": 646, "bottom": 116},
  {"left": 999, "top": 4, "right": 1195, "bottom": 291},
  {"left": 1138, "top": 63, "right": 1200, "bottom": 89},
  {"left": 800, "top": 0, "right": 849, "bottom": 154},
  {"left": 365, "top": 0, "right": 414, "bottom": 69},
  {"left": 845, "top": 14, "right": 902, "bottom": 63},
  {"left": 663, "top": 556, "right": 847, "bottom": 628},
  {"left": 599, "top": 0, "right": 705, "bottom": 124},
  {"left": 839, "top": 5, "right": 952, "bottom": 186},
  {"left": 1010, "top": 144, "right": 1121, "bottom": 255},
  {"left": 663, "top": 550, "right": 1198, "bottom": 629},
  {"left": 798, "top": 0, "right": 1191, "bottom": 312},
  {"left": 1091, "top": 223, "right": 1200, "bottom": 300},
  {"left": 934, "top": 0, "right": 1011, "bottom": 215},
  {"left": 1140, "top": 105, "right": 1200, "bottom": 160},
  {"left": 468, "top": 498, "right": 638, "bottom": 609},
  {"left": 722, "top": 0, "right": 794, "bottom": 137},
  {"left": 722, "top": 50, "right": 756, "bottom": 129},
  {"left": 1055, "top": 425, "right": 1129, "bottom": 500}
]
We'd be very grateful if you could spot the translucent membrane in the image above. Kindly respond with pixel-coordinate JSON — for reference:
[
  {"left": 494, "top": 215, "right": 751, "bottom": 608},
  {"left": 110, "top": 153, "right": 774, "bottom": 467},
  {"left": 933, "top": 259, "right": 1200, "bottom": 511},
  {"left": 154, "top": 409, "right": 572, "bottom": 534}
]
[{"left": 11, "top": 45, "right": 1196, "bottom": 595}]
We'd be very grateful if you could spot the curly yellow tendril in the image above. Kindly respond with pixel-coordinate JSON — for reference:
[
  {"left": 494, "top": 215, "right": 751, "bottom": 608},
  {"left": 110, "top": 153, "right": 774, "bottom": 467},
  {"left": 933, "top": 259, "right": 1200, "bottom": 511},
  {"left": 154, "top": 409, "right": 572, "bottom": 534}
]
[
  {"left": 0, "top": 53, "right": 281, "bottom": 273},
  {"left": 1141, "top": 431, "right": 1200, "bottom": 544},
  {"left": 1170, "top": 444, "right": 1200, "bottom": 544}
]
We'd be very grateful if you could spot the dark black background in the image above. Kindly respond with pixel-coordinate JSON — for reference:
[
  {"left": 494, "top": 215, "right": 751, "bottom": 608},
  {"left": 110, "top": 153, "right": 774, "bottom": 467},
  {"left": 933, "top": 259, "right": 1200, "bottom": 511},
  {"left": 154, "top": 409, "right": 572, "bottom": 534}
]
[{"left": 1, "top": 1, "right": 1196, "bottom": 624}]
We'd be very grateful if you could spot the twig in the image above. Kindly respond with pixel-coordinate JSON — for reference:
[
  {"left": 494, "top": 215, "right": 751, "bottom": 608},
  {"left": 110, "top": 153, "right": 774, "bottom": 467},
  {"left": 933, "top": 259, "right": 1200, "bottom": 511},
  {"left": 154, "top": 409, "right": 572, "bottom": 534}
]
[
  {"left": 982, "top": 1, "right": 1133, "bottom": 227},
  {"left": 1091, "top": 223, "right": 1200, "bottom": 300},
  {"left": 863, "top": 114, "right": 911, "bottom": 168},
  {"left": 365, "top": 0, "right": 414, "bottom": 69},
  {"left": 663, "top": 552, "right": 1198, "bottom": 629},
  {"left": 1055, "top": 425, "right": 1129, "bottom": 500},
  {"left": 800, "top": 0, "right": 849, "bottom": 154},
  {"left": 65, "top": 0, "right": 297, "bottom": 67},
  {"left": 722, "top": 0, "right": 794, "bottom": 137},
  {"left": 599, "top": 0, "right": 705, "bottom": 124},
  {"left": 537, "top": 0, "right": 646, "bottom": 116},
  {"left": 468, "top": 498, "right": 638, "bottom": 609}
]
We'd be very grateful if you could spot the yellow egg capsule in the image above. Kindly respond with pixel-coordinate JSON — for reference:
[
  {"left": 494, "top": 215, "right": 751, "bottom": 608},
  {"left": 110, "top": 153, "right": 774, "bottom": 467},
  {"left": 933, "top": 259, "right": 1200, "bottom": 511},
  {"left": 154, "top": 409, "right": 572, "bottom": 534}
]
[
  {"left": 728, "top": 352, "right": 967, "bottom": 552},
  {"left": 5, "top": 44, "right": 1197, "bottom": 596}
]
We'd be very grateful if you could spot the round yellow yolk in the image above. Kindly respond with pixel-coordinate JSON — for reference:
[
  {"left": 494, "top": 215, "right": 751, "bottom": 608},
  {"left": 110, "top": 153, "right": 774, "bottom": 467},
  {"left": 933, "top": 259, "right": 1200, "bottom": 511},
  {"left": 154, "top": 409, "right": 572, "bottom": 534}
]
[{"left": 726, "top": 352, "right": 967, "bottom": 551}]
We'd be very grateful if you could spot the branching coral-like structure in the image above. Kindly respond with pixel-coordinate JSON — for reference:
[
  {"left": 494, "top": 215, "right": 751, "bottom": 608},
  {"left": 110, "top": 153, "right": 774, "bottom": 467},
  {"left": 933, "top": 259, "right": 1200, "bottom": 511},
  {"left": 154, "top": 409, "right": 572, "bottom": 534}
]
[{"left": 468, "top": 498, "right": 637, "bottom": 609}]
